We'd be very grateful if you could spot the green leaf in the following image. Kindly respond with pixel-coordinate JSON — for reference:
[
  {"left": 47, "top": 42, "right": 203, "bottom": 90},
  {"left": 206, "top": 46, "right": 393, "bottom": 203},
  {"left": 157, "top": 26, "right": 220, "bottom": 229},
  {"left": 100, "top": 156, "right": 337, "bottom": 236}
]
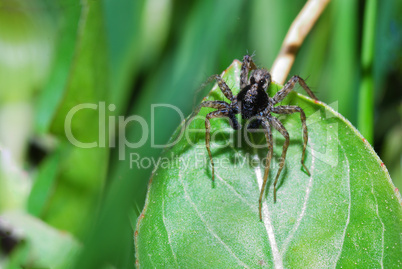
[
  {"left": 0, "top": 211, "right": 79, "bottom": 269},
  {"left": 27, "top": 146, "right": 61, "bottom": 217},
  {"left": 0, "top": 148, "right": 31, "bottom": 212},
  {"left": 35, "top": 0, "right": 110, "bottom": 238},
  {"left": 135, "top": 60, "right": 402, "bottom": 268},
  {"left": 35, "top": 0, "right": 81, "bottom": 133}
]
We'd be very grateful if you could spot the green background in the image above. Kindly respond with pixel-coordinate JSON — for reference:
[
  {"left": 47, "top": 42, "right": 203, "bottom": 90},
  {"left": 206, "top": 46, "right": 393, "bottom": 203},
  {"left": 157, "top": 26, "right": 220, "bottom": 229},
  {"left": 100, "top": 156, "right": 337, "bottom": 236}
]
[{"left": 0, "top": 0, "right": 401, "bottom": 268}]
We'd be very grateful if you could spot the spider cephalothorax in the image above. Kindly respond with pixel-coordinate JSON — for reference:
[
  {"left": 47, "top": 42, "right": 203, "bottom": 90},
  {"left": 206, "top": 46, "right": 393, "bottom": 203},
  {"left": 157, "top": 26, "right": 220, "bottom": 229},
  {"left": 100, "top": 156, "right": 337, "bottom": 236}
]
[
  {"left": 190, "top": 55, "right": 318, "bottom": 220},
  {"left": 237, "top": 68, "right": 270, "bottom": 120}
]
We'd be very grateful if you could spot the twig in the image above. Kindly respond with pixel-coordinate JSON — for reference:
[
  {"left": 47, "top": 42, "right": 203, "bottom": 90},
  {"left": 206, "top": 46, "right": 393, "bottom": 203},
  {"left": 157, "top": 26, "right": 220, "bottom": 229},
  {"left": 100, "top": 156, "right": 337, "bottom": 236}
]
[{"left": 271, "top": 0, "right": 330, "bottom": 85}]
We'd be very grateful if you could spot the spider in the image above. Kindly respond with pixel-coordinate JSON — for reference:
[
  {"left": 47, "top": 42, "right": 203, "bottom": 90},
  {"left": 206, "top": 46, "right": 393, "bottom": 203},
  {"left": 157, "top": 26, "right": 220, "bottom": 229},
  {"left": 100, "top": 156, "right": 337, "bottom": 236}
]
[{"left": 189, "top": 55, "right": 318, "bottom": 220}]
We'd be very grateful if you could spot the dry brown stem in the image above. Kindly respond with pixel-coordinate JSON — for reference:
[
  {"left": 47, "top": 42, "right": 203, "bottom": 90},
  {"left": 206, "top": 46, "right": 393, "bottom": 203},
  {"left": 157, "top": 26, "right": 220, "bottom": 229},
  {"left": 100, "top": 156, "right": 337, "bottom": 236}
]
[{"left": 271, "top": 0, "right": 330, "bottom": 84}]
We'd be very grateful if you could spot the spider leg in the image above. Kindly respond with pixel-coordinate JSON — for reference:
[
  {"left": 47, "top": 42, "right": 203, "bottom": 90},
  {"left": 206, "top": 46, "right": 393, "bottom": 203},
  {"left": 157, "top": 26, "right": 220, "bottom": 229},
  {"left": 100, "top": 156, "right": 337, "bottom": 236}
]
[
  {"left": 240, "top": 55, "right": 257, "bottom": 89},
  {"left": 214, "top": 75, "right": 236, "bottom": 102},
  {"left": 167, "top": 101, "right": 231, "bottom": 152},
  {"left": 272, "top": 105, "right": 311, "bottom": 176},
  {"left": 257, "top": 117, "right": 273, "bottom": 221},
  {"left": 190, "top": 101, "right": 229, "bottom": 118},
  {"left": 189, "top": 100, "right": 239, "bottom": 129},
  {"left": 194, "top": 73, "right": 238, "bottom": 105},
  {"left": 272, "top": 75, "right": 318, "bottom": 105},
  {"left": 205, "top": 109, "right": 233, "bottom": 183},
  {"left": 188, "top": 101, "right": 239, "bottom": 183},
  {"left": 269, "top": 116, "right": 290, "bottom": 202}
]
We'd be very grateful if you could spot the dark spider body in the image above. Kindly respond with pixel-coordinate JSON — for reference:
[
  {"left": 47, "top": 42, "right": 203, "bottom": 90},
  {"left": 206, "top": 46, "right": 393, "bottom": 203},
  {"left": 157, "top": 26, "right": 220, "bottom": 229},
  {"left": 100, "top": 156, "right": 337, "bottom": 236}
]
[
  {"left": 190, "top": 55, "right": 318, "bottom": 220},
  {"left": 237, "top": 69, "right": 270, "bottom": 129}
]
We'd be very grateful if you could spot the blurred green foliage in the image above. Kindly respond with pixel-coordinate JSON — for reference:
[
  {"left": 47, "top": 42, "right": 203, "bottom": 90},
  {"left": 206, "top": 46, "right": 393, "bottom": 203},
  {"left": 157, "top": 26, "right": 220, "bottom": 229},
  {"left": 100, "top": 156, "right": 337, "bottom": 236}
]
[{"left": 0, "top": 0, "right": 400, "bottom": 268}]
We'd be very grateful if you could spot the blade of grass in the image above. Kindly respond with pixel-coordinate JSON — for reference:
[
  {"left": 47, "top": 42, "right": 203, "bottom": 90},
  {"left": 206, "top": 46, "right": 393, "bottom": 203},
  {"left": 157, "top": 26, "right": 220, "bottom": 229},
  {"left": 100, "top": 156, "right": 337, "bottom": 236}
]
[
  {"left": 325, "top": 0, "right": 358, "bottom": 123},
  {"left": 35, "top": 1, "right": 81, "bottom": 133},
  {"left": 27, "top": 147, "right": 61, "bottom": 217},
  {"left": 38, "top": 0, "right": 110, "bottom": 239},
  {"left": 358, "top": 0, "right": 377, "bottom": 144}
]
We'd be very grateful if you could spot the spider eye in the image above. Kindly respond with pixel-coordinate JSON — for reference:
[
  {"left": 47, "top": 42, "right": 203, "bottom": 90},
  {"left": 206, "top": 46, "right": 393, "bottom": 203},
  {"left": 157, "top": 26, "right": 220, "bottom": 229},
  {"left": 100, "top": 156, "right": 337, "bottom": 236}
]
[{"left": 259, "top": 79, "right": 265, "bottom": 84}]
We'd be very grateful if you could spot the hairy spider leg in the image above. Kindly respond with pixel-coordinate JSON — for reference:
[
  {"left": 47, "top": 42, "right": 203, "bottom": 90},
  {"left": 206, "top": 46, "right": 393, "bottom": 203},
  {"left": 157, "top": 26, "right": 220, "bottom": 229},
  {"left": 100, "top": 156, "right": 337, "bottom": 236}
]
[
  {"left": 167, "top": 99, "right": 229, "bottom": 151},
  {"left": 186, "top": 100, "right": 230, "bottom": 130},
  {"left": 272, "top": 105, "right": 311, "bottom": 176},
  {"left": 188, "top": 70, "right": 242, "bottom": 184},
  {"left": 205, "top": 109, "right": 233, "bottom": 183},
  {"left": 272, "top": 75, "right": 318, "bottom": 105},
  {"left": 257, "top": 117, "right": 273, "bottom": 221},
  {"left": 269, "top": 116, "right": 290, "bottom": 202},
  {"left": 196, "top": 74, "right": 236, "bottom": 101},
  {"left": 214, "top": 75, "right": 235, "bottom": 102},
  {"left": 240, "top": 55, "right": 257, "bottom": 90},
  {"left": 190, "top": 101, "right": 229, "bottom": 119},
  {"left": 189, "top": 72, "right": 238, "bottom": 119}
]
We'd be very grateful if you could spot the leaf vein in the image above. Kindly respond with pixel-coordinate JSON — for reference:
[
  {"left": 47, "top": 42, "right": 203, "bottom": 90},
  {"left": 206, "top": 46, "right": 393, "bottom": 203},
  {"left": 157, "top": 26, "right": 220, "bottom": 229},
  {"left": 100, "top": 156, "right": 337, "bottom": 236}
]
[
  {"left": 280, "top": 149, "right": 316, "bottom": 256},
  {"left": 178, "top": 170, "right": 250, "bottom": 268},
  {"left": 162, "top": 184, "right": 179, "bottom": 267},
  {"left": 367, "top": 155, "right": 385, "bottom": 268},
  {"left": 216, "top": 173, "right": 255, "bottom": 210},
  {"left": 335, "top": 143, "right": 351, "bottom": 266},
  {"left": 250, "top": 135, "right": 283, "bottom": 269}
]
